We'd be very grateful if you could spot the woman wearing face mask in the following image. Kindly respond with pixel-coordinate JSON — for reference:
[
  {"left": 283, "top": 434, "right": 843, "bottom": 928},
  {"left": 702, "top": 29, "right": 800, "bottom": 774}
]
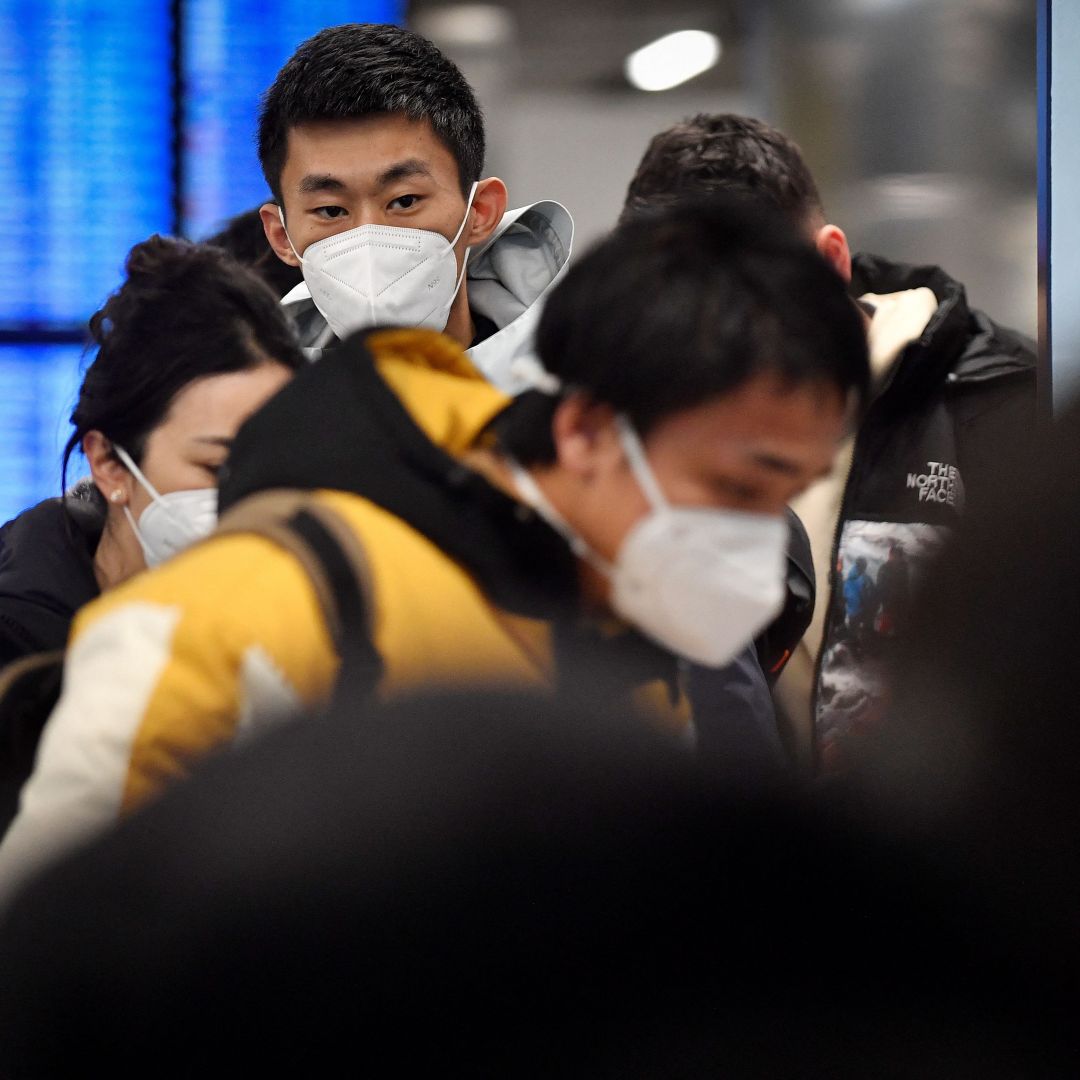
[{"left": 0, "top": 235, "right": 304, "bottom": 670}]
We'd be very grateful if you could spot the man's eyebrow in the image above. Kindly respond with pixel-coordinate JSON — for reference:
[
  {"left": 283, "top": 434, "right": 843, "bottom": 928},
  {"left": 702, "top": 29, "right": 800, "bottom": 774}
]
[
  {"left": 375, "top": 158, "right": 433, "bottom": 188},
  {"left": 298, "top": 173, "right": 348, "bottom": 195},
  {"left": 749, "top": 452, "right": 802, "bottom": 477}
]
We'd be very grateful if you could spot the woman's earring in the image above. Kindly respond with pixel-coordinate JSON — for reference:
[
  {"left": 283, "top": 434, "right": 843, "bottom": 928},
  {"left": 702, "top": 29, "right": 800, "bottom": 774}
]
[{"left": 110, "top": 490, "right": 124, "bottom": 504}]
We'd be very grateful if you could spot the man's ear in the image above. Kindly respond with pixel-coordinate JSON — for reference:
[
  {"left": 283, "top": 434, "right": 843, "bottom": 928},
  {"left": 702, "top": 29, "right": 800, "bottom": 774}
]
[
  {"left": 83, "top": 431, "right": 131, "bottom": 506},
  {"left": 550, "top": 395, "right": 620, "bottom": 480},
  {"left": 814, "top": 223, "right": 852, "bottom": 284},
  {"left": 260, "top": 201, "right": 301, "bottom": 268},
  {"left": 464, "top": 177, "right": 509, "bottom": 249}
]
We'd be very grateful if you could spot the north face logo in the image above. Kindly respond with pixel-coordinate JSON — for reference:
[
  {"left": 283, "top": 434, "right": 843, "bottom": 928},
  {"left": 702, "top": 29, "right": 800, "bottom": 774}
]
[{"left": 906, "top": 461, "right": 965, "bottom": 510}]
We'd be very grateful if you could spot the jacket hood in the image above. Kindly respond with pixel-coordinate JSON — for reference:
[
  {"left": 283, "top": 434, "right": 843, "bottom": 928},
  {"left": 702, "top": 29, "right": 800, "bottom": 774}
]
[
  {"left": 0, "top": 497, "right": 103, "bottom": 659},
  {"left": 851, "top": 253, "right": 1035, "bottom": 390},
  {"left": 218, "top": 328, "right": 579, "bottom": 622},
  {"left": 464, "top": 201, "right": 574, "bottom": 393},
  {"left": 281, "top": 201, "right": 574, "bottom": 396}
]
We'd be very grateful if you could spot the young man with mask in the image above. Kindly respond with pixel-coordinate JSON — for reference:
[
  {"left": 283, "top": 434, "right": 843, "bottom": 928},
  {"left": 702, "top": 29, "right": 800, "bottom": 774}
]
[
  {"left": 0, "top": 201, "right": 867, "bottom": 899},
  {"left": 257, "top": 22, "right": 573, "bottom": 394},
  {"left": 622, "top": 114, "right": 1037, "bottom": 771}
]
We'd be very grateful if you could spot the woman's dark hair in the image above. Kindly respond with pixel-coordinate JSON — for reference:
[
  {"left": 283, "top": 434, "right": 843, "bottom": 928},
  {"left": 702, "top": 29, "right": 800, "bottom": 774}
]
[
  {"left": 258, "top": 23, "right": 485, "bottom": 204},
  {"left": 61, "top": 234, "right": 304, "bottom": 497},
  {"left": 494, "top": 197, "right": 869, "bottom": 466}
]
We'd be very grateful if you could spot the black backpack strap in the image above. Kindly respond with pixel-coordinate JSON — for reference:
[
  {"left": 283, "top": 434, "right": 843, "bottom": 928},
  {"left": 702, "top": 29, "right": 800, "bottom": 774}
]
[{"left": 281, "top": 508, "right": 384, "bottom": 702}]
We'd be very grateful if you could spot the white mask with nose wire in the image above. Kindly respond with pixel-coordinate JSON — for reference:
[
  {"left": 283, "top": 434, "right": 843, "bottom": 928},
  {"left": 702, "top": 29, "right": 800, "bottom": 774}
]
[
  {"left": 113, "top": 445, "right": 218, "bottom": 568},
  {"left": 279, "top": 182, "right": 479, "bottom": 341},
  {"left": 508, "top": 409, "right": 789, "bottom": 669}
]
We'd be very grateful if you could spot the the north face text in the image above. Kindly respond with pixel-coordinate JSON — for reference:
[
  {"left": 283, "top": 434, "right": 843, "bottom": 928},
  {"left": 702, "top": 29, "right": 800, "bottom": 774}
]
[{"left": 906, "top": 461, "right": 963, "bottom": 507}]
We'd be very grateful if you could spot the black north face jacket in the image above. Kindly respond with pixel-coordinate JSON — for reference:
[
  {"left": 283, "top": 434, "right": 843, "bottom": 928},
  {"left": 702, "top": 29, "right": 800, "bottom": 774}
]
[{"left": 812, "top": 253, "right": 1037, "bottom": 769}]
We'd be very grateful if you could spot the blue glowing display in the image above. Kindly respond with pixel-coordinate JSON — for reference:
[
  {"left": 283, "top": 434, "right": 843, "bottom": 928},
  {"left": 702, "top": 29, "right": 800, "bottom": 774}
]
[
  {"left": 183, "top": 0, "right": 403, "bottom": 239},
  {"left": 0, "top": 1, "right": 402, "bottom": 524},
  {"left": 0, "top": 2, "right": 174, "bottom": 328},
  {"left": 0, "top": 345, "right": 87, "bottom": 522}
]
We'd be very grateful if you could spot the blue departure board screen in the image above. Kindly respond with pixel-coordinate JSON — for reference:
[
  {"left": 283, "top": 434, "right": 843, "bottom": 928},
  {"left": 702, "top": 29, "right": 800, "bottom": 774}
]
[
  {"left": 0, "top": 1, "right": 402, "bottom": 523},
  {"left": 0, "top": 2, "right": 174, "bottom": 328},
  {"left": 0, "top": 345, "right": 86, "bottom": 520},
  {"left": 183, "top": 0, "right": 403, "bottom": 238}
]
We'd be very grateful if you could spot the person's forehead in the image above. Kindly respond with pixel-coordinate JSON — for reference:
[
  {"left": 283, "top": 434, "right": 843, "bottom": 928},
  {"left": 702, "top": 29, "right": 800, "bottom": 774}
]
[
  {"left": 638, "top": 376, "right": 846, "bottom": 487},
  {"left": 160, "top": 369, "right": 289, "bottom": 432},
  {"left": 659, "top": 375, "right": 847, "bottom": 449},
  {"left": 282, "top": 114, "right": 458, "bottom": 188}
]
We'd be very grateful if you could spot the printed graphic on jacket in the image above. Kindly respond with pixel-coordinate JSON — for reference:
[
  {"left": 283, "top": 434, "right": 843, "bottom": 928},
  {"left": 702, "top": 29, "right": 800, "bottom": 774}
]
[{"left": 815, "top": 520, "right": 951, "bottom": 771}]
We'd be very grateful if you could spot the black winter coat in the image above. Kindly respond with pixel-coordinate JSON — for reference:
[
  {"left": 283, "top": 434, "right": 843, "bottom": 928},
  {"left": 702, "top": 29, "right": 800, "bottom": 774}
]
[
  {"left": 0, "top": 497, "right": 103, "bottom": 669},
  {"left": 812, "top": 253, "right": 1037, "bottom": 769}
]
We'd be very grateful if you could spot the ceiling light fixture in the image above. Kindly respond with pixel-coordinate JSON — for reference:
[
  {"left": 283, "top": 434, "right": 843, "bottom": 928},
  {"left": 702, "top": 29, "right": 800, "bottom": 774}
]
[
  {"left": 625, "top": 30, "right": 722, "bottom": 92},
  {"left": 415, "top": 4, "right": 516, "bottom": 49}
]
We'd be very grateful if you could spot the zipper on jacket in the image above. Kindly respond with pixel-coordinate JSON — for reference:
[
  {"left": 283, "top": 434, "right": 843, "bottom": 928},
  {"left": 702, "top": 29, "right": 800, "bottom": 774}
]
[
  {"left": 808, "top": 331, "right": 934, "bottom": 769},
  {"left": 809, "top": 422, "right": 870, "bottom": 773}
]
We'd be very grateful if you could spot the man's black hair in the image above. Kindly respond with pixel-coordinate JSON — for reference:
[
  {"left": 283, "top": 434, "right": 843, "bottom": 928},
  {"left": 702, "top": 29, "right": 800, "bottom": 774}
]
[
  {"left": 494, "top": 198, "right": 868, "bottom": 466},
  {"left": 258, "top": 23, "right": 485, "bottom": 204},
  {"left": 620, "top": 113, "right": 824, "bottom": 230},
  {"left": 203, "top": 207, "right": 304, "bottom": 297}
]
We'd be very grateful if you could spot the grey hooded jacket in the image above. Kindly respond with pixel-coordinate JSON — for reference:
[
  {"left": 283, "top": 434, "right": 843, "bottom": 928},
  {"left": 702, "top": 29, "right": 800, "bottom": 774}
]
[{"left": 281, "top": 201, "right": 574, "bottom": 395}]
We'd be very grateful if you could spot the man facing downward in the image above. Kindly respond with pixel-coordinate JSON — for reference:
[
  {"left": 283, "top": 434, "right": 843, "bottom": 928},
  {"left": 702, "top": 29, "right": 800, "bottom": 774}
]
[
  {"left": 623, "top": 114, "right": 1036, "bottom": 769},
  {"left": 0, "top": 201, "right": 867, "bottom": 899}
]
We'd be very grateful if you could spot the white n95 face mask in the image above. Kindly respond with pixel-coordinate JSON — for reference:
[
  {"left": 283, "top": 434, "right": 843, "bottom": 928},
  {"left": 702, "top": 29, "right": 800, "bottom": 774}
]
[
  {"left": 509, "top": 415, "right": 789, "bottom": 668},
  {"left": 280, "top": 183, "right": 478, "bottom": 341},
  {"left": 114, "top": 445, "right": 218, "bottom": 568}
]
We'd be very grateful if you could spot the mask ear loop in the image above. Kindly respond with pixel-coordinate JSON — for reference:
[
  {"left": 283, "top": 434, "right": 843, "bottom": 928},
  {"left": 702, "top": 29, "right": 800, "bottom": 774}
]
[
  {"left": 501, "top": 367, "right": 617, "bottom": 576},
  {"left": 505, "top": 457, "right": 614, "bottom": 577},
  {"left": 113, "top": 445, "right": 186, "bottom": 531},
  {"left": 450, "top": 181, "right": 480, "bottom": 248},
  {"left": 277, "top": 206, "right": 305, "bottom": 266},
  {"left": 614, "top": 415, "right": 668, "bottom": 511},
  {"left": 440, "top": 181, "right": 481, "bottom": 314}
]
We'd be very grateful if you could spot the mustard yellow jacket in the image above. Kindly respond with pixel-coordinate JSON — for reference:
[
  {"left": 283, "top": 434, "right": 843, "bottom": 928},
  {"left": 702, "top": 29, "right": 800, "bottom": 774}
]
[{"left": 0, "top": 330, "right": 684, "bottom": 898}]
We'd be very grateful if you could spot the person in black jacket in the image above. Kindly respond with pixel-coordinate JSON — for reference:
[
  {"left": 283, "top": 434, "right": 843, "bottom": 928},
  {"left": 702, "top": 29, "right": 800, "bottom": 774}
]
[
  {"left": 622, "top": 113, "right": 1037, "bottom": 771},
  {"left": 0, "top": 236, "right": 304, "bottom": 670},
  {"left": 0, "top": 237, "right": 303, "bottom": 831}
]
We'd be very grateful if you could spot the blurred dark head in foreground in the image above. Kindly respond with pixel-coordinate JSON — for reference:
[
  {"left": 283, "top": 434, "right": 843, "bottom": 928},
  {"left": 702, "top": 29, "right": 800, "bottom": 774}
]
[{"left": 0, "top": 673, "right": 1074, "bottom": 1075}]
